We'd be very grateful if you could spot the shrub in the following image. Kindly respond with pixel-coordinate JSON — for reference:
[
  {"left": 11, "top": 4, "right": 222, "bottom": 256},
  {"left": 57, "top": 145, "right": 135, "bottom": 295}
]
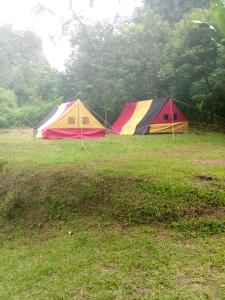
[
  {"left": 0, "top": 97, "right": 62, "bottom": 128},
  {"left": 0, "top": 87, "right": 18, "bottom": 128},
  {"left": 0, "top": 87, "right": 17, "bottom": 110}
]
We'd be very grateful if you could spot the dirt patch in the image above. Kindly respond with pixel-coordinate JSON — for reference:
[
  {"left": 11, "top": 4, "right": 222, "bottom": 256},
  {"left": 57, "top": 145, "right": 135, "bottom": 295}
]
[
  {"left": 202, "top": 208, "right": 225, "bottom": 219},
  {"left": 0, "top": 130, "right": 12, "bottom": 134},
  {"left": 193, "top": 159, "right": 225, "bottom": 167},
  {"left": 177, "top": 146, "right": 200, "bottom": 154},
  {"left": 0, "top": 128, "right": 32, "bottom": 135},
  {"left": 195, "top": 175, "right": 214, "bottom": 181},
  {"left": 177, "top": 274, "right": 210, "bottom": 288},
  {"left": 0, "top": 167, "right": 224, "bottom": 228}
]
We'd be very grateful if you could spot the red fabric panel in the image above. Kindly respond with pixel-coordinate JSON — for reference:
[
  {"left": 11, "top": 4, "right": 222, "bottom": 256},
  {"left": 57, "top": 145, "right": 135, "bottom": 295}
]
[
  {"left": 65, "top": 100, "right": 77, "bottom": 110},
  {"left": 111, "top": 102, "right": 137, "bottom": 134},
  {"left": 41, "top": 128, "right": 105, "bottom": 139},
  {"left": 151, "top": 98, "right": 187, "bottom": 124},
  {"left": 53, "top": 100, "right": 76, "bottom": 124}
]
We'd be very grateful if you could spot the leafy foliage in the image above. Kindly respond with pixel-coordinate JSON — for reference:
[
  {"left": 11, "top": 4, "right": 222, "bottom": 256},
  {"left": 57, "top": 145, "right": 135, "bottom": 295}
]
[
  {"left": 63, "top": 9, "right": 172, "bottom": 123},
  {"left": 0, "top": 25, "right": 59, "bottom": 105},
  {"left": 0, "top": 87, "right": 17, "bottom": 127},
  {"left": 1, "top": 1, "right": 225, "bottom": 127},
  {"left": 212, "top": 0, "right": 225, "bottom": 36},
  {"left": 0, "top": 25, "right": 60, "bottom": 127},
  {"left": 143, "top": 0, "right": 211, "bottom": 23},
  {"left": 10, "top": 64, "right": 59, "bottom": 106},
  {"left": 12, "top": 98, "right": 62, "bottom": 127},
  {"left": 62, "top": 4, "right": 225, "bottom": 123}
]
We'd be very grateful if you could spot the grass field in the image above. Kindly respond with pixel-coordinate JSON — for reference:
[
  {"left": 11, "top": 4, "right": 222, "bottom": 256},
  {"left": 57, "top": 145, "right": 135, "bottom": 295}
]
[{"left": 0, "top": 129, "right": 225, "bottom": 299}]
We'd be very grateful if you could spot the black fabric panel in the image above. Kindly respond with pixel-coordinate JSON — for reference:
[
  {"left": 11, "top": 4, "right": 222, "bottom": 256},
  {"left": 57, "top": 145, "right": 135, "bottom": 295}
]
[
  {"left": 135, "top": 98, "right": 168, "bottom": 135},
  {"left": 33, "top": 105, "right": 58, "bottom": 136}
]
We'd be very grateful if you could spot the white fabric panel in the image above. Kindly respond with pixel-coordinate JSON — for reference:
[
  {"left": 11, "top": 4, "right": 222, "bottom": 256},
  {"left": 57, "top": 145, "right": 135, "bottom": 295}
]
[{"left": 36, "top": 102, "right": 71, "bottom": 138}]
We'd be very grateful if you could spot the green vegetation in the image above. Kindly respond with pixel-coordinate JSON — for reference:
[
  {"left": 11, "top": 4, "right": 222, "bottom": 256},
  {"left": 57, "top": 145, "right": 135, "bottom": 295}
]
[
  {"left": 1, "top": 1, "right": 225, "bottom": 127},
  {"left": 1, "top": 224, "right": 225, "bottom": 299},
  {"left": 62, "top": 0, "right": 225, "bottom": 124},
  {"left": 1, "top": 1, "right": 225, "bottom": 298},
  {"left": 0, "top": 130, "right": 224, "bottom": 225},
  {"left": 0, "top": 25, "right": 60, "bottom": 127},
  {"left": 0, "top": 130, "right": 224, "bottom": 298}
]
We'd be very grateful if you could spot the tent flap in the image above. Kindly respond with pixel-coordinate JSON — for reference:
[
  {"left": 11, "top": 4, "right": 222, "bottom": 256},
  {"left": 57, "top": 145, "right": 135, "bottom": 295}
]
[
  {"left": 150, "top": 122, "right": 188, "bottom": 134},
  {"left": 42, "top": 128, "right": 105, "bottom": 139}
]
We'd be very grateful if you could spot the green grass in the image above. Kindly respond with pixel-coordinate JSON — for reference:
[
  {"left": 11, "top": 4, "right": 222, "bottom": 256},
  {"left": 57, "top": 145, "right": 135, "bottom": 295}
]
[
  {"left": 0, "top": 221, "right": 225, "bottom": 299},
  {"left": 0, "top": 129, "right": 225, "bottom": 299},
  {"left": 0, "top": 130, "right": 225, "bottom": 182},
  {"left": 0, "top": 129, "right": 224, "bottom": 225}
]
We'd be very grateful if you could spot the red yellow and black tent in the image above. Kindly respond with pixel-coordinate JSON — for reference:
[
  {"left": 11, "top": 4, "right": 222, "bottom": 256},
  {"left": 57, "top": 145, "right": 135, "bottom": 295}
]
[
  {"left": 111, "top": 97, "right": 188, "bottom": 135},
  {"left": 34, "top": 99, "right": 105, "bottom": 139}
]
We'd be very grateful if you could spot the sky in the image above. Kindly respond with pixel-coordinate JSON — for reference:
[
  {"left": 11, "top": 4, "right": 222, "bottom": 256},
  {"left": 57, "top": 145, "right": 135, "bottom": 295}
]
[{"left": 0, "top": 0, "right": 142, "bottom": 70}]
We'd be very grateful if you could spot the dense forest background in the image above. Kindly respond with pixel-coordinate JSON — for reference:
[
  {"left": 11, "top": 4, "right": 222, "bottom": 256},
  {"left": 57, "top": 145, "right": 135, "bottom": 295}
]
[{"left": 0, "top": 0, "right": 225, "bottom": 128}]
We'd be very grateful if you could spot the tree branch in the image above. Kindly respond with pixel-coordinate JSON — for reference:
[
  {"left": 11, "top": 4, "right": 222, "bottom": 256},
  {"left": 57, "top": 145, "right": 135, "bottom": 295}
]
[{"left": 68, "top": 0, "right": 96, "bottom": 51}]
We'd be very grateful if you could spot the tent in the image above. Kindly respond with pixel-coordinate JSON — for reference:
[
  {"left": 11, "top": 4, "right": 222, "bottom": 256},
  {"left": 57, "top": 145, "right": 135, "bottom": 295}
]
[
  {"left": 111, "top": 97, "right": 188, "bottom": 135},
  {"left": 34, "top": 99, "right": 105, "bottom": 139}
]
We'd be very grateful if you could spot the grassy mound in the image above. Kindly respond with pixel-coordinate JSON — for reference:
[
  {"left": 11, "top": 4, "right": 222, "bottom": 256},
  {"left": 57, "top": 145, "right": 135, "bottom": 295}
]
[
  {"left": 0, "top": 130, "right": 225, "bottom": 232},
  {"left": 0, "top": 167, "right": 224, "bottom": 233},
  {"left": 0, "top": 130, "right": 225, "bottom": 298}
]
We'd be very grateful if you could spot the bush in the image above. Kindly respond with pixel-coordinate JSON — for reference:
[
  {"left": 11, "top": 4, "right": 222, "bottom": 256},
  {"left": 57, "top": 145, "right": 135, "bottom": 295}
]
[
  {"left": 0, "top": 87, "right": 18, "bottom": 128},
  {"left": 13, "top": 100, "right": 58, "bottom": 127},
  {"left": 0, "top": 87, "right": 17, "bottom": 110},
  {"left": 0, "top": 97, "right": 62, "bottom": 128}
]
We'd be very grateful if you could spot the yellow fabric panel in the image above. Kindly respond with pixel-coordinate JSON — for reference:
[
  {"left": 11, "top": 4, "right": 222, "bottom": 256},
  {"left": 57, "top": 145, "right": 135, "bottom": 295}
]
[
  {"left": 50, "top": 100, "right": 104, "bottom": 129},
  {"left": 120, "top": 100, "right": 153, "bottom": 135},
  {"left": 77, "top": 100, "right": 104, "bottom": 129},
  {"left": 149, "top": 122, "right": 188, "bottom": 134}
]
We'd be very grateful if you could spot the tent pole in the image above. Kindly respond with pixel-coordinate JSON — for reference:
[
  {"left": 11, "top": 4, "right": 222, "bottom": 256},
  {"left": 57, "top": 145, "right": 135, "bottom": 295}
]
[
  {"left": 104, "top": 108, "right": 107, "bottom": 129},
  {"left": 33, "top": 129, "right": 36, "bottom": 142},
  {"left": 170, "top": 98, "right": 175, "bottom": 141},
  {"left": 79, "top": 101, "right": 84, "bottom": 151}
]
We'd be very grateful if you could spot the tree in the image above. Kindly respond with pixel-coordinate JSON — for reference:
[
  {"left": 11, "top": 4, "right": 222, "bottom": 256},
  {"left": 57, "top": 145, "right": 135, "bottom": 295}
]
[
  {"left": 9, "top": 64, "right": 59, "bottom": 106},
  {"left": 0, "top": 87, "right": 17, "bottom": 127},
  {"left": 212, "top": 0, "right": 225, "bottom": 37},
  {"left": 0, "top": 25, "right": 59, "bottom": 105},
  {"left": 63, "top": 8, "right": 171, "bottom": 122},
  {"left": 157, "top": 8, "right": 224, "bottom": 121},
  {"left": 60, "top": 2, "right": 225, "bottom": 124},
  {"left": 143, "top": 0, "right": 211, "bottom": 23},
  {"left": 0, "top": 25, "right": 48, "bottom": 68}
]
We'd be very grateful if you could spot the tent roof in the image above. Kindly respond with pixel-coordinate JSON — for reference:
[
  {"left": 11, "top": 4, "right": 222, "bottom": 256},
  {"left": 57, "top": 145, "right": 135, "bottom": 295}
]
[
  {"left": 111, "top": 97, "right": 187, "bottom": 135},
  {"left": 35, "top": 99, "right": 105, "bottom": 139}
]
